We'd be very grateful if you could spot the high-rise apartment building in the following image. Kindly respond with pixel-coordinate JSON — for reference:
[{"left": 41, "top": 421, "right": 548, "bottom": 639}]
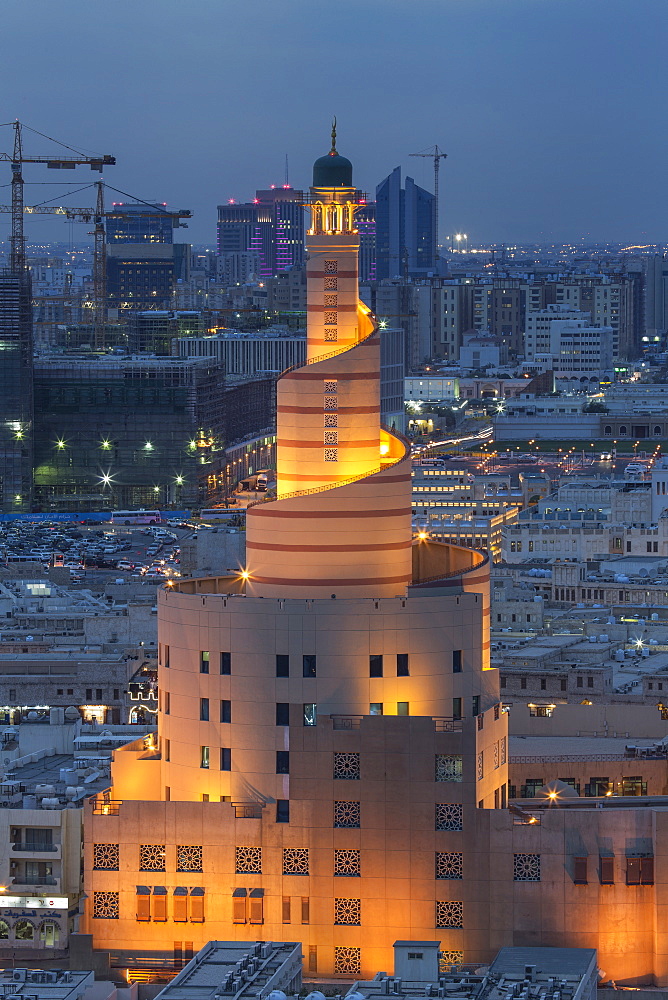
[
  {"left": 375, "top": 167, "right": 436, "bottom": 279},
  {"left": 0, "top": 270, "right": 34, "bottom": 511},
  {"left": 217, "top": 187, "right": 305, "bottom": 278}
]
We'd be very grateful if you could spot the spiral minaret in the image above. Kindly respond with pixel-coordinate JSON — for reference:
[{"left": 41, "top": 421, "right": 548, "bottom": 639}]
[{"left": 245, "top": 126, "right": 413, "bottom": 599}]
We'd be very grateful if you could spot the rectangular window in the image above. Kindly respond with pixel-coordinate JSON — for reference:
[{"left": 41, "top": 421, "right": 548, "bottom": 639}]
[
  {"left": 232, "top": 889, "right": 247, "bottom": 923},
  {"left": 303, "top": 654, "right": 317, "bottom": 678},
  {"left": 165, "top": 738, "right": 170, "bottom": 761},
  {"left": 520, "top": 677, "right": 527, "bottom": 690},
  {"left": 397, "top": 702, "right": 409, "bottom": 716},
  {"left": 276, "top": 654, "right": 289, "bottom": 678},
  {"left": 452, "top": 650, "right": 462, "bottom": 673},
  {"left": 220, "top": 699, "right": 231, "bottom": 723},
  {"left": 472, "top": 695, "right": 480, "bottom": 717},
  {"left": 452, "top": 697, "right": 462, "bottom": 721},
  {"left": 282, "top": 896, "right": 291, "bottom": 923},
  {"left": 276, "top": 751, "right": 290, "bottom": 774},
  {"left": 587, "top": 676, "right": 594, "bottom": 688},
  {"left": 220, "top": 651, "right": 231, "bottom": 675},
  {"left": 200, "top": 651, "right": 210, "bottom": 674},
  {"left": 627, "top": 857, "right": 641, "bottom": 885},
  {"left": 370, "top": 654, "right": 383, "bottom": 677},
  {"left": 303, "top": 703, "right": 317, "bottom": 726},
  {"left": 200, "top": 698, "right": 209, "bottom": 722},
  {"left": 153, "top": 888, "right": 167, "bottom": 921},
  {"left": 561, "top": 678, "right": 567, "bottom": 691},
  {"left": 369, "top": 702, "right": 383, "bottom": 715},
  {"left": 301, "top": 897, "right": 310, "bottom": 924},
  {"left": 164, "top": 645, "right": 170, "bottom": 668},
  {"left": 220, "top": 747, "right": 231, "bottom": 771},
  {"left": 276, "top": 702, "right": 290, "bottom": 726},
  {"left": 200, "top": 746, "right": 209, "bottom": 769},
  {"left": 627, "top": 857, "right": 654, "bottom": 885},
  {"left": 190, "top": 889, "right": 204, "bottom": 922},
  {"left": 276, "top": 799, "right": 290, "bottom": 823},
  {"left": 577, "top": 677, "right": 583, "bottom": 688},
  {"left": 574, "top": 857, "right": 588, "bottom": 884},
  {"left": 397, "top": 653, "right": 409, "bottom": 676},
  {"left": 165, "top": 691, "right": 170, "bottom": 715},
  {"left": 136, "top": 889, "right": 151, "bottom": 921}
]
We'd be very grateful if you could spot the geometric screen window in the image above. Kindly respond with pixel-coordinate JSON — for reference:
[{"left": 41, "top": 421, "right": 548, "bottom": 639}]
[
  {"left": 333, "top": 752, "right": 360, "bottom": 780},
  {"left": 435, "top": 755, "right": 463, "bottom": 782},
  {"left": 324, "top": 329, "right": 338, "bottom": 342},
  {"left": 334, "top": 947, "right": 361, "bottom": 975},
  {"left": 435, "top": 803, "right": 463, "bottom": 831},
  {"left": 139, "top": 845, "right": 166, "bottom": 871},
  {"left": 513, "top": 854, "right": 541, "bottom": 881},
  {"left": 436, "top": 852, "right": 463, "bottom": 879},
  {"left": 93, "top": 844, "right": 119, "bottom": 870},
  {"left": 283, "top": 848, "right": 309, "bottom": 875},
  {"left": 324, "top": 260, "right": 338, "bottom": 274},
  {"left": 436, "top": 900, "right": 463, "bottom": 928},
  {"left": 93, "top": 891, "right": 119, "bottom": 919},
  {"left": 334, "top": 849, "right": 361, "bottom": 876},
  {"left": 334, "top": 801, "right": 361, "bottom": 827},
  {"left": 236, "top": 847, "right": 262, "bottom": 874},
  {"left": 177, "top": 846, "right": 203, "bottom": 872},
  {"left": 440, "top": 952, "right": 464, "bottom": 972},
  {"left": 335, "top": 898, "right": 361, "bottom": 925}
]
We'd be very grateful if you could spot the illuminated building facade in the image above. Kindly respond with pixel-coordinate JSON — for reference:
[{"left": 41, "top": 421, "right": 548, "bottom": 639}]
[{"left": 217, "top": 188, "right": 305, "bottom": 278}]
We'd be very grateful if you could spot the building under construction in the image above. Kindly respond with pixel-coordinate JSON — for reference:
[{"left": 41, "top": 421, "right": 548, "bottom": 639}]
[{"left": 0, "top": 270, "right": 34, "bottom": 511}]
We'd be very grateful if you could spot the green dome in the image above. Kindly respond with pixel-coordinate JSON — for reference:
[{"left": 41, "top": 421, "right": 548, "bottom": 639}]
[{"left": 313, "top": 150, "right": 353, "bottom": 188}]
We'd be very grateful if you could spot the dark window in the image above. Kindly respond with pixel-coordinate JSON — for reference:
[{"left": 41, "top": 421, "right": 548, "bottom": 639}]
[
  {"left": 86, "top": 688, "right": 92, "bottom": 700},
  {"left": 165, "top": 692, "right": 170, "bottom": 715},
  {"left": 220, "top": 747, "right": 231, "bottom": 770},
  {"left": 453, "top": 650, "right": 462, "bottom": 673},
  {"left": 276, "top": 799, "right": 290, "bottom": 823},
  {"left": 276, "top": 654, "right": 289, "bottom": 678},
  {"left": 200, "top": 746, "right": 209, "bottom": 769},
  {"left": 472, "top": 695, "right": 480, "bottom": 717},
  {"left": 96, "top": 688, "right": 102, "bottom": 699},
  {"left": 627, "top": 857, "right": 654, "bottom": 885},
  {"left": 276, "top": 702, "right": 290, "bottom": 726},
  {"left": 276, "top": 751, "right": 290, "bottom": 774},
  {"left": 560, "top": 679, "right": 567, "bottom": 691},
  {"left": 520, "top": 677, "right": 527, "bottom": 690},
  {"left": 200, "top": 651, "right": 210, "bottom": 674},
  {"left": 220, "top": 652, "right": 231, "bottom": 675},
  {"left": 452, "top": 697, "right": 462, "bottom": 721},
  {"left": 301, "top": 896, "right": 310, "bottom": 924},
  {"left": 540, "top": 678, "right": 546, "bottom": 691},
  {"left": 200, "top": 698, "right": 209, "bottom": 721},
  {"left": 500, "top": 676, "right": 507, "bottom": 688},
  {"left": 220, "top": 700, "right": 231, "bottom": 724},
  {"left": 282, "top": 896, "right": 291, "bottom": 923},
  {"left": 574, "top": 857, "right": 588, "bottom": 884},
  {"left": 303, "top": 655, "right": 317, "bottom": 677},
  {"left": 164, "top": 645, "right": 170, "bottom": 668},
  {"left": 370, "top": 654, "right": 383, "bottom": 677},
  {"left": 577, "top": 677, "right": 583, "bottom": 688},
  {"left": 396, "top": 653, "right": 409, "bottom": 676},
  {"left": 587, "top": 676, "right": 594, "bottom": 688}
]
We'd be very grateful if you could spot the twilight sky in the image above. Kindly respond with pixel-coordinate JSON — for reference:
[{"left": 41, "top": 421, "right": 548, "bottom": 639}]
[{"left": 1, "top": 0, "right": 665, "bottom": 248}]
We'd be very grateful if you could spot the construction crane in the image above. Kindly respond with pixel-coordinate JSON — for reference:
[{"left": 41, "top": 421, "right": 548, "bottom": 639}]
[
  {"left": 0, "top": 185, "right": 192, "bottom": 348},
  {"left": 0, "top": 120, "right": 115, "bottom": 274},
  {"left": 409, "top": 144, "right": 447, "bottom": 267}
]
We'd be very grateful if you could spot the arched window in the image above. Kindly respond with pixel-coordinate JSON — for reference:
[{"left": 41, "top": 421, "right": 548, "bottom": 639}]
[
  {"left": 0, "top": 921, "right": 8, "bottom": 940},
  {"left": 619, "top": 425, "right": 627, "bottom": 436},
  {"left": 654, "top": 426, "right": 662, "bottom": 436},
  {"left": 604, "top": 426, "right": 612, "bottom": 436},
  {"left": 15, "top": 920, "right": 34, "bottom": 940}
]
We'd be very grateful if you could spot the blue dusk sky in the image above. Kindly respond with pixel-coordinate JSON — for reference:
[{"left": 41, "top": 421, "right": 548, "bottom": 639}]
[{"left": 0, "top": 0, "right": 665, "bottom": 247}]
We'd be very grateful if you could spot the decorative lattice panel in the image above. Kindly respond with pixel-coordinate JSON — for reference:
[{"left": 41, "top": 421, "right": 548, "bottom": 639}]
[
  {"left": 139, "top": 844, "right": 166, "bottom": 871},
  {"left": 324, "top": 329, "right": 338, "bottom": 342},
  {"left": 335, "top": 947, "right": 361, "bottom": 975},
  {"left": 324, "top": 395, "right": 338, "bottom": 410},
  {"left": 514, "top": 853, "right": 541, "bottom": 881},
  {"left": 501, "top": 736, "right": 507, "bottom": 765},
  {"left": 324, "top": 448, "right": 338, "bottom": 462},
  {"left": 324, "top": 296, "right": 338, "bottom": 308},
  {"left": 283, "top": 848, "right": 309, "bottom": 875},
  {"left": 324, "top": 413, "right": 338, "bottom": 427},
  {"left": 335, "top": 898, "right": 361, "bottom": 925},
  {"left": 335, "top": 849, "right": 361, "bottom": 876},
  {"left": 334, "top": 752, "right": 360, "bottom": 780},
  {"left": 236, "top": 846, "right": 262, "bottom": 874},
  {"left": 324, "top": 431, "right": 338, "bottom": 445},
  {"left": 324, "top": 277, "right": 338, "bottom": 289},
  {"left": 334, "top": 800, "right": 361, "bottom": 827},
  {"left": 494, "top": 742, "right": 499, "bottom": 769},
  {"left": 439, "top": 952, "right": 464, "bottom": 972},
  {"left": 93, "top": 843, "right": 119, "bottom": 870},
  {"left": 93, "top": 891, "right": 119, "bottom": 919},
  {"left": 477, "top": 752, "right": 484, "bottom": 780},
  {"left": 324, "top": 260, "right": 338, "bottom": 274},
  {"left": 436, "top": 900, "right": 463, "bottom": 928},
  {"left": 435, "top": 803, "right": 463, "bottom": 831},
  {"left": 177, "top": 845, "right": 203, "bottom": 872},
  {"left": 324, "top": 380, "right": 338, "bottom": 393},
  {"left": 436, "top": 852, "right": 463, "bottom": 879},
  {"left": 435, "top": 754, "right": 463, "bottom": 782},
  {"left": 324, "top": 311, "right": 338, "bottom": 325}
]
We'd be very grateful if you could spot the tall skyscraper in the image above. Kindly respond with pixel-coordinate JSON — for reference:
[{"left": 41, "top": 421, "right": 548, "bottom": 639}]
[
  {"left": 83, "top": 130, "right": 497, "bottom": 979},
  {"left": 0, "top": 270, "right": 33, "bottom": 511},
  {"left": 375, "top": 166, "right": 436, "bottom": 280},
  {"left": 217, "top": 187, "right": 305, "bottom": 278}
]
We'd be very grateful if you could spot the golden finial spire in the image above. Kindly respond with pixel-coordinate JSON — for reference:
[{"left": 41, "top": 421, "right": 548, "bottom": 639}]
[{"left": 330, "top": 116, "right": 337, "bottom": 155}]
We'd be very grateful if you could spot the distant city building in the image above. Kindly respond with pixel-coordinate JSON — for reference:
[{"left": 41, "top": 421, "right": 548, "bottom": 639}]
[
  {"left": 216, "top": 187, "right": 305, "bottom": 278},
  {"left": 375, "top": 167, "right": 436, "bottom": 279},
  {"left": 357, "top": 201, "right": 376, "bottom": 281},
  {"left": 179, "top": 328, "right": 307, "bottom": 376},
  {"left": 524, "top": 305, "right": 614, "bottom": 377},
  {"left": 129, "top": 310, "right": 203, "bottom": 355},
  {"left": 0, "top": 270, "right": 33, "bottom": 511},
  {"left": 105, "top": 202, "right": 190, "bottom": 316},
  {"left": 216, "top": 251, "right": 261, "bottom": 285}
]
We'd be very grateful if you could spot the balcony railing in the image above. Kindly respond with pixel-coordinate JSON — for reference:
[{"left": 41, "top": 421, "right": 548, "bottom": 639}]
[
  {"left": 11, "top": 842, "right": 57, "bottom": 852},
  {"left": 12, "top": 876, "right": 58, "bottom": 887},
  {"left": 434, "top": 717, "right": 464, "bottom": 732}
]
